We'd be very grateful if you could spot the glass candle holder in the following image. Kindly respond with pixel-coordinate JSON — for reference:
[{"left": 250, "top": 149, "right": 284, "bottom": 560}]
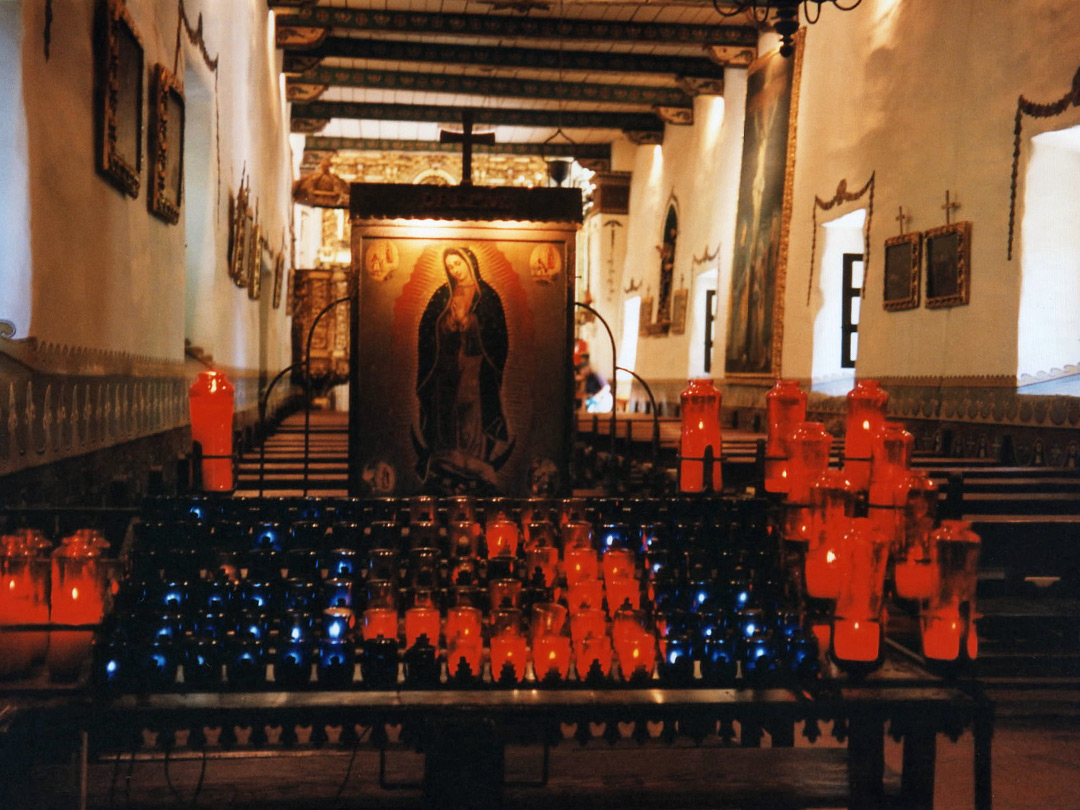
[
  {"left": 408, "top": 496, "right": 437, "bottom": 525},
  {"left": 489, "top": 578, "right": 523, "bottom": 611},
  {"left": 485, "top": 520, "right": 520, "bottom": 559},
  {"left": 446, "top": 496, "right": 477, "bottom": 524},
  {"left": 869, "top": 422, "right": 914, "bottom": 500},
  {"left": 561, "top": 519, "right": 593, "bottom": 551},
  {"left": 446, "top": 634, "right": 482, "bottom": 680},
  {"left": 188, "top": 369, "right": 235, "bottom": 492},
  {"left": 532, "top": 634, "right": 571, "bottom": 681},
  {"left": 567, "top": 576, "right": 604, "bottom": 612},
  {"left": 323, "top": 607, "right": 355, "bottom": 643},
  {"left": 832, "top": 518, "right": 890, "bottom": 664},
  {"left": 408, "top": 547, "right": 442, "bottom": 589},
  {"left": 525, "top": 546, "right": 559, "bottom": 588},
  {"left": 922, "top": 521, "right": 981, "bottom": 662},
  {"left": 490, "top": 630, "right": 528, "bottom": 683},
  {"left": 407, "top": 520, "right": 440, "bottom": 553},
  {"left": 558, "top": 498, "right": 587, "bottom": 527},
  {"left": 601, "top": 548, "right": 636, "bottom": 584},
  {"left": 522, "top": 520, "right": 557, "bottom": 552},
  {"left": 275, "top": 643, "right": 313, "bottom": 689},
  {"left": 368, "top": 549, "right": 399, "bottom": 583},
  {"left": 569, "top": 608, "right": 608, "bottom": 644},
  {"left": 564, "top": 548, "right": 599, "bottom": 587},
  {"left": 843, "top": 380, "right": 888, "bottom": 491},
  {"left": 785, "top": 422, "right": 833, "bottom": 507},
  {"left": 605, "top": 578, "right": 640, "bottom": 615},
  {"left": 448, "top": 521, "right": 481, "bottom": 559},
  {"left": 0, "top": 539, "right": 50, "bottom": 679},
  {"left": 804, "top": 469, "right": 855, "bottom": 600},
  {"left": 446, "top": 606, "right": 483, "bottom": 649},
  {"left": 679, "top": 378, "right": 723, "bottom": 493},
  {"left": 894, "top": 472, "right": 940, "bottom": 600},
  {"left": 365, "top": 579, "right": 398, "bottom": 611},
  {"left": 362, "top": 607, "right": 399, "bottom": 643},
  {"left": 317, "top": 638, "right": 355, "bottom": 688},
  {"left": 320, "top": 578, "right": 354, "bottom": 610},
  {"left": 764, "top": 380, "right": 807, "bottom": 493},
  {"left": 404, "top": 605, "right": 441, "bottom": 650}
]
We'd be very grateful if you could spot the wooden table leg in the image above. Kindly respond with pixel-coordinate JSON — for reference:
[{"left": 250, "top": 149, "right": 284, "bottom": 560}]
[
  {"left": 847, "top": 716, "right": 884, "bottom": 810},
  {"left": 974, "top": 707, "right": 993, "bottom": 810},
  {"left": 900, "top": 730, "right": 936, "bottom": 810}
]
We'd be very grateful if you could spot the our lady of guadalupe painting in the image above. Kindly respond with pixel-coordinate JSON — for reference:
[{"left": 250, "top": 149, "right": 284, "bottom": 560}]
[
  {"left": 349, "top": 185, "right": 580, "bottom": 498},
  {"left": 725, "top": 31, "right": 804, "bottom": 377}
]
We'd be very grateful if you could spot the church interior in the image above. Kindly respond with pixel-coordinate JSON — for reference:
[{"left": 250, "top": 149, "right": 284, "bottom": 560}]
[{"left": 2, "top": 1, "right": 1080, "bottom": 808}]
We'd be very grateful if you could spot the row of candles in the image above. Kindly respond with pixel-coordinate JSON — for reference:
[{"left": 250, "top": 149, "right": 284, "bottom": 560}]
[
  {"left": 98, "top": 495, "right": 818, "bottom": 690},
  {"left": 0, "top": 528, "right": 117, "bottom": 681},
  {"left": 761, "top": 379, "right": 980, "bottom": 667}
]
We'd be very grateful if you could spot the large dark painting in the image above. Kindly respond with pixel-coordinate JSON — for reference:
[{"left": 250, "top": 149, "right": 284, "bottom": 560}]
[
  {"left": 351, "top": 220, "right": 578, "bottom": 498},
  {"left": 725, "top": 32, "right": 804, "bottom": 378}
]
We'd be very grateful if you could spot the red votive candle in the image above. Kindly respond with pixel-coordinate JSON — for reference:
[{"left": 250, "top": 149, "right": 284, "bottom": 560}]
[
  {"left": 843, "top": 380, "right": 888, "bottom": 491},
  {"left": 445, "top": 606, "right": 483, "bottom": 648},
  {"left": 786, "top": 421, "right": 833, "bottom": 504},
  {"left": 404, "top": 606, "right": 441, "bottom": 649},
  {"left": 0, "top": 539, "right": 50, "bottom": 679},
  {"left": 804, "top": 470, "right": 855, "bottom": 599},
  {"left": 764, "top": 380, "right": 807, "bottom": 493},
  {"left": 615, "top": 629, "right": 655, "bottom": 680},
  {"left": 568, "top": 577, "right": 604, "bottom": 612},
  {"left": 523, "top": 520, "right": 557, "bottom": 552},
  {"left": 921, "top": 521, "right": 981, "bottom": 661},
  {"left": 832, "top": 518, "right": 890, "bottom": 664},
  {"left": 448, "top": 520, "right": 481, "bottom": 558},
  {"left": 561, "top": 520, "right": 593, "bottom": 551},
  {"left": 565, "top": 548, "right": 600, "bottom": 587},
  {"left": 895, "top": 560, "right": 935, "bottom": 601},
  {"left": 605, "top": 578, "right": 640, "bottom": 615},
  {"left": 363, "top": 607, "right": 399, "bottom": 642},
  {"left": 490, "top": 631, "right": 528, "bottom": 682},
  {"left": 832, "top": 618, "right": 881, "bottom": 662},
  {"left": 570, "top": 608, "right": 608, "bottom": 644},
  {"left": 602, "top": 549, "right": 636, "bottom": 584},
  {"left": 921, "top": 607, "right": 963, "bottom": 661},
  {"left": 489, "top": 578, "right": 523, "bottom": 611},
  {"left": 447, "top": 635, "right": 483, "bottom": 679},
  {"left": 679, "top": 378, "right": 722, "bottom": 493},
  {"left": 485, "top": 520, "right": 520, "bottom": 558},
  {"left": 188, "top": 369, "right": 235, "bottom": 491},
  {"left": 532, "top": 634, "right": 571, "bottom": 680},
  {"left": 525, "top": 546, "right": 560, "bottom": 587},
  {"left": 576, "top": 634, "right": 613, "bottom": 679}
]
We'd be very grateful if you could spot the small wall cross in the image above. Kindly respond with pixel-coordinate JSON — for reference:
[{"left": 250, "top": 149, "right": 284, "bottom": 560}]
[
  {"left": 942, "top": 190, "right": 961, "bottom": 225},
  {"left": 896, "top": 206, "right": 910, "bottom": 235}
]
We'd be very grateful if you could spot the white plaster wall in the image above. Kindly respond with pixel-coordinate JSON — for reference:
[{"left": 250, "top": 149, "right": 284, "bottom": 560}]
[
  {"left": 17, "top": 0, "right": 293, "bottom": 374},
  {"left": 0, "top": 1, "right": 31, "bottom": 336},
  {"left": 621, "top": 79, "right": 746, "bottom": 396},
  {"left": 782, "top": 0, "right": 1080, "bottom": 381}
]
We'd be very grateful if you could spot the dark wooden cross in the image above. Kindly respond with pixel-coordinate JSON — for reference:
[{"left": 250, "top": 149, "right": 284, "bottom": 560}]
[
  {"left": 440, "top": 110, "right": 495, "bottom": 186},
  {"left": 896, "top": 205, "right": 910, "bottom": 235},
  {"left": 942, "top": 190, "right": 961, "bottom": 225}
]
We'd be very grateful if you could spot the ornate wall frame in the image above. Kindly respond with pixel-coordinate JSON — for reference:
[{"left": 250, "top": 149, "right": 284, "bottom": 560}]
[
  {"left": 148, "top": 63, "right": 184, "bottom": 223},
  {"left": 247, "top": 223, "right": 263, "bottom": 300},
  {"left": 96, "top": 0, "right": 144, "bottom": 197},
  {"left": 924, "top": 221, "right": 972, "bottom": 309},
  {"left": 272, "top": 253, "right": 285, "bottom": 309},
  {"left": 228, "top": 181, "right": 250, "bottom": 287},
  {"left": 882, "top": 231, "right": 921, "bottom": 311}
]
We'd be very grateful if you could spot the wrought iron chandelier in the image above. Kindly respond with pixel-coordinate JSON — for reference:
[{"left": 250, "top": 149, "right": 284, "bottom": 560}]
[{"left": 713, "top": 0, "right": 863, "bottom": 57}]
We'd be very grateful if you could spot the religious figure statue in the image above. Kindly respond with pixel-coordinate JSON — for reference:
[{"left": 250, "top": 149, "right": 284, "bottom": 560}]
[{"left": 413, "top": 246, "right": 514, "bottom": 489}]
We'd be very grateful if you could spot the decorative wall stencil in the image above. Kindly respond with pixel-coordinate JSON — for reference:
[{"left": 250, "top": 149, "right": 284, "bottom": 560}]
[
  {"left": 806, "top": 173, "right": 875, "bottom": 305},
  {"left": 148, "top": 63, "right": 184, "bottom": 224},
  {"left": 96, "top": 0, "right": 144, "bottom": 198},
  {"left": 692, "top": 243, "right": 721, "bottom": 267},
  {"left": 725, "top": 30, "right": 804, "bottom": 380},
  {"left": 1008, "top": 66, "right": 1080, "bottom": 260}
]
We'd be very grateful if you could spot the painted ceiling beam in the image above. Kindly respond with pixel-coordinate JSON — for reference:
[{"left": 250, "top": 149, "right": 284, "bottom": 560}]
[
  {"left": 283, "top": 37, "right": 727, "bottom": 81},
  {"left": 276, "top": 7, "right": 756, "bottom": 48},
  {"left": 303, "top": 136, "right": 611, "bottom": 160},
  {"left": 292, "top": 101, "right": 664, "bottom": 133},
  {"left": 288, "top": 66, "right": 694, "bottom": 107}
]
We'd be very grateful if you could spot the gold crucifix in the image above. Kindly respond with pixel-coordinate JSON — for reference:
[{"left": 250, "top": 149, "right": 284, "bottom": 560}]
[
  {"left": 942, "top": 190, "right": 961, "bottom": 225},
  {"left": 896, "top": 206, "right": 910, "bottom": 235},
  {"left": 439, "top": 110, "right": 496, "bottom": 186}
]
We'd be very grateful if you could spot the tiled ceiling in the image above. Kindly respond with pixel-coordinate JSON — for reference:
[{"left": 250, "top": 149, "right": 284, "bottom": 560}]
[{"left": 277, "top": 0, "right": 760, "bottom": 170}]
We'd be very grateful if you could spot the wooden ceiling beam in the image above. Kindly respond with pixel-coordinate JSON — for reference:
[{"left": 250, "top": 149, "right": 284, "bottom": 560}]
[
  {"left": 303, "top": 136, "right": 611, "bottom": 161},
  {"left": 282, "top": 37, "right": 727, "bottom": 80},
  {"left": 291, "top": 101, "right": 664, "bottom": 134},
  {"left": 276, "top": 7, "right": 755, "bottom": 49},
  {"left": 287, "top": 66, "right": 695, "bottom": 107}
]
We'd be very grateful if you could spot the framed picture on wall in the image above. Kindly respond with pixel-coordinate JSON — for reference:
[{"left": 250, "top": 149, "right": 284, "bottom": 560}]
[
  {"left": 248, "top": 224, "right": 263, "bottom": 300},
  {"left": 96, "top": 0, "right": 144, "bottom": 197},
  {"left": 638, "top": 297, "right": 654, "bottom": 336},
  {"left": 148, "top": 63, "right": 184, "bottom": 223},
  {"left": 228, "top": 184, "right": 250, "bottom": 288},
  {"left": 924, "top": 221, "right": 972, "bottom": 309},
  {"left": 670, "top": 288, "right": 689, "bottom": 334},
  {"left": 272, "top": 253, "right": 285, "bottom": 309},
  {"left": 882, "top": 232, "right": 921, "bottom": 311}
]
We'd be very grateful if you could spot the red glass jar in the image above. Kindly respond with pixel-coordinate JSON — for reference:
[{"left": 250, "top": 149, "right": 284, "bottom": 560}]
[
  {"left": 894, "top": 472, "right": 939, "bottom": 600},
  {"left": 804, "top": 470, "right": 855, "bottom": 600},
  {"left": 832, "top": 518, "right": 890, "bottom": 664},
  {"left": 869, "top": 422, "right": 914, "bottom": 504},
  {"left": 188, "top": 369, "right": 235, "bottom": 492},
  {"left": 922, "top": 521, "right": 981, "bottom": 662},
  {"left": 0, "top": 535, "right": 50, "bottom": 679},
  {"left": 764, "top": 380, "right": 807, "bottom": 493},
  {"left": 679, "top": 379, "right": 722, "bottom": 493},
  {"left": 843, "top": 380, "right": 888, "bottom": 491}
]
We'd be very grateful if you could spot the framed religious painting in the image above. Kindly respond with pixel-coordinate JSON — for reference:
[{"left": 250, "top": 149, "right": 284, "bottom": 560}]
[
  {"left": 148, "top": 63, "right": 184, "bottom": 223},
  {"left": 924, "top": 221, "right": 972, "bottom": 309},
  {"left": 882, "top": 232, "right": 921, "bottom": 311},
  {"left": 272, "top": 253, "right": 285, "bottom": 309},
  {"left": 670, "top": 289, "right": 689, "bottom": 335},
  {"left": 247, "top": 223, "right": 263, "bottom": 300},
  {"left": 96, "top": 0, "right": 144, "bottom": 197},
  {"left": 724, "top": 30, "right": 805, "bottom": 380},
  {"left": 638, "top": 297, "right": 654, "bottom": 336},
  {"left": 349, "top": 183, "right": 582, "bottom": 498},
  {"left": 228, "top": 183, "right": 250, "bottom": 287}
]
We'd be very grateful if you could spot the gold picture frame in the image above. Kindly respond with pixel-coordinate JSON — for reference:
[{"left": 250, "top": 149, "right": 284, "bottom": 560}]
[
  {"left": 670, "top": 288, "right": 689, "bottom": 335},
  {"left": 638, "top": 297, "right": 654, "bottom": 336},
  {"left": 925, "top": 221, "right": 972, "bottom": 309},
  {"left": 148, "top": 63, "right": 184, "bottom": 223},
  {"left": 228, "top": 182, "right": 250, "bottom": 287},
  {"left": 247, "top": 223, "right": 263, "bottom": 300},
  {"left": 882, "top": 232, "right": 921, "bottom": 311},
  {"left": 272, "top": 253, "right": 285, "bottom": 309},
  {"left": 96, "top": 0, "right": 144, "bottom": 198},
  {"left": 286, "top": 269, "right": 296, "bottom": 316}
]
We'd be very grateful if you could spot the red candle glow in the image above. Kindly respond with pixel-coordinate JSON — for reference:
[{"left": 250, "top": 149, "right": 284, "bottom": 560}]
[
  {"left": 448, "top": 520, "right": 481, "bottom": 558},
  {"left": 921, "top": 521, "right": 981, "bottom": 662},
  {"left": 601, "top": 549, "right": 635, "bottom": 584},
  {"left": 832, "top": 518, "right": 890, "bottom": 664},
  {"left": 489, "top": 578, "right": 523, "bottom": 611},
  {"left": 568, "top": 577, "right": 604, "bottom": 611},
  {"left": 832, "top": 618, "right": 881, "bottom": 662},
  {"left": 615, "top": 629, "right": 655, "bottom": 680},
  {"left": 785, "top": 422, "right": 833, "bottom": 506},
  {"left": 485, "top": 519, "right": 519, "bottom": 558},
  {"left": 894, "top": 560, "right": 935, "bottom": 601},
  {"left": 561, "top": 520, "right": 593, "bottom": 551},
  {"left": 922, "top": 609, "right": 962, "bottom": 661},
  {"left": 804, "top": 470, "right": 855, "bottom": 600},
  {"left": 447, "top": 635, "right": 483, "bottom": 678},
  {"left": 842, "top": 380, "right": 888, "bottom": 491},
  {"left": 570, "top": 608, "right": 608, "bottom": 644},
  {"left": 605, "top": 578, "right": 640, "bottom": 615},
  {"left": 404, "top": 606, "right": 440, "bottom": 649},
  {"left": 576, "top": 635, "right": 613, "bottom": 678},
  {"left": 0, "top": 537, "right": 50, "bottom": 679},
  {"left": 489, "top": 631, "right": 528, "bottom": 682},
  {"left": 894, "top": 473, "right": 939, "bottom": 600},
  {"left": 445, "top": 606, "right": 483, "bottom": 647},
  {"left": 523, "top": 521, "right": 557, "bottom": 552},
  {"left": 564, "top": 548, "right": 599, "bottom": 586},
  {"left": 532, "top": 634, "right": 572, "bottom": 680},
  {"left": 679, "top": 378, "right": 723, "bottom": 493},
  {"left": 188, "top": 369, "right": 235, "bottom": 491},
  {"left": 363, "top": 607, "right": 399, "bottom": 642},
  {"left": 764, "top": 380, "right": 807, "bottom": 493},
  {"left": 525, "top": 546, "right": 559, "bottom": 587}
]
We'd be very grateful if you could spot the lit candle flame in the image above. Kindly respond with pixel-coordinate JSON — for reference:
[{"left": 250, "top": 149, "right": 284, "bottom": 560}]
[
  {"left": 826, "top": 550, "right": 836, "bottom": 564},
  {"left": 71, "top": 587, "right": 79, "bottom": 600}
]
